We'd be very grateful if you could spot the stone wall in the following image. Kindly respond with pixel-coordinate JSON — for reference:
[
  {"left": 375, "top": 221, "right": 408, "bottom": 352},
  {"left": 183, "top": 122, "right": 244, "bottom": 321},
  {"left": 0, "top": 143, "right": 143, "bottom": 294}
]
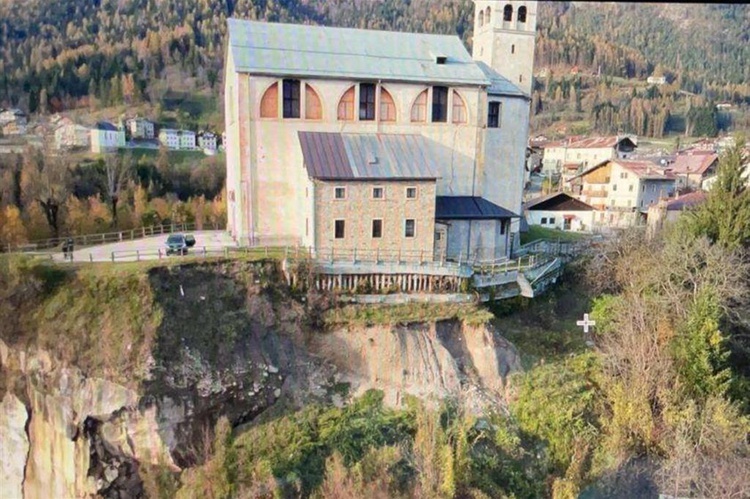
[{"left": 313, "top": 180, "right": 436, "bottom": 258}]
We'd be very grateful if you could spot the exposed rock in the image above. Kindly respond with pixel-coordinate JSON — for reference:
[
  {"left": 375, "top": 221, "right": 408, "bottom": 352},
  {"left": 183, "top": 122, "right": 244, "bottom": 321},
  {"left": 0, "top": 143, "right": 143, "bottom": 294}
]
[
  {"left": 0, "top": 392, "right": 28, "bottom": 499},
  {"left": 310, "top": 320, "right": 521, "bottom": 411}
]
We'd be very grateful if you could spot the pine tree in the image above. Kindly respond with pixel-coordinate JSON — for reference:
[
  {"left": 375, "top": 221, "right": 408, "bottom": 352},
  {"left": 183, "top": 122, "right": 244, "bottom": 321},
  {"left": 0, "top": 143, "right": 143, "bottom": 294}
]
[{"left": 686, "top": 138, "right": 750, "bottom": 249}]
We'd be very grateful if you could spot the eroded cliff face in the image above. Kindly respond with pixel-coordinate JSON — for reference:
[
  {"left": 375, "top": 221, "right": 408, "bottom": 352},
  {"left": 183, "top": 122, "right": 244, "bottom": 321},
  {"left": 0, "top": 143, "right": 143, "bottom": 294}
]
[
  {"left": 310, "top": 321, "right": 521, "bottom": 411},
  {"left": 0, "top": 260, "right": 521, "bottom": 498}
]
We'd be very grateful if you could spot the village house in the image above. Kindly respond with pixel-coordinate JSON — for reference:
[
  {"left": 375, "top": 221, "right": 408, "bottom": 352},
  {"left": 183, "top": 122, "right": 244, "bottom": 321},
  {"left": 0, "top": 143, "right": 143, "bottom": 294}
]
[
  {"left": 224, "top": 1, "right": 537, "bottom": 261},
  {"left": 54, "top": 119, "right": 90, "bottom": 150},
  {"left": 198, "top": 131, "right": 218, "bottom": 152},
  {"left": 670, "top": 151, "right": 719, "bottom": 191},
  {"left": 125, "top": 117, "right": 155, "bottom": 140},
  {"left": 0, "top": 108, "right": 28, "bottom": 136},
  {"left": 647, "top": 191, "right": 707, "bottom": 237},
  {"left": 542, "top": 135, "right": 638, "bottom": 181},
  {"left": 570, "top": 159, "right": 676, "bottom": 228},
  {"left": 158, "top": 129, "right": 196, "bottom": 150},
  {"left": 647, "top": 76, "right": 667, "bottom": 85},
  {"left": 90, "top": 122, "right": 125, "bottom": 153},
  {"left": 525, "top": 192, "right": 595, "bottom": 232}
]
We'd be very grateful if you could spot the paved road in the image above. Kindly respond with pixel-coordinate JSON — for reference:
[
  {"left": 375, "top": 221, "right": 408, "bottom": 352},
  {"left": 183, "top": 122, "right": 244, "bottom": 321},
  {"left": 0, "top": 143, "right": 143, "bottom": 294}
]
[{"left": 54, "top": 230, "right": 237, "bottom": 263}]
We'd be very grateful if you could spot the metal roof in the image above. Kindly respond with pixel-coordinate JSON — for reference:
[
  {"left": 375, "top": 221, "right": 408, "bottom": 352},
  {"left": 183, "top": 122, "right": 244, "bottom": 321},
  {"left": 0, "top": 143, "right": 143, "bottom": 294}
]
[
  {"left": 299, "top": 132, "right": 443, "bottom": 180},
  {"left": 475, "top": 61, "right": 528, "bottom": 99},
  {"left": 436, "top": 196, "right": 519, "bottom": 220},
  {"left": 227, "top": 18, "right": 490, "bottom": 87},
  {"left": 95, "top": 122, "right": 118, "bottom": 131}
]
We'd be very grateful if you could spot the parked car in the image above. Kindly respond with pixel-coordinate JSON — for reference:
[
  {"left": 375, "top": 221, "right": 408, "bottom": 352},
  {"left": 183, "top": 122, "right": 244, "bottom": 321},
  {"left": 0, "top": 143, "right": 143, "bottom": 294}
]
[
  {"left": 166, "top": 234, "right": 188, "bottom": 255},
  {"left": 185, "top": 234, "right": 196, "bottom": 247}
]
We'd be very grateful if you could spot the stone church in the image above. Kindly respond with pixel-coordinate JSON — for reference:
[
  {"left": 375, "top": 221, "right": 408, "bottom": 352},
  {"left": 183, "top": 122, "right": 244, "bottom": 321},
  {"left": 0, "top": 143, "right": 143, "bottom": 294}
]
[{"left": 224, "top": 1, "right": 537, "bottom": 261}]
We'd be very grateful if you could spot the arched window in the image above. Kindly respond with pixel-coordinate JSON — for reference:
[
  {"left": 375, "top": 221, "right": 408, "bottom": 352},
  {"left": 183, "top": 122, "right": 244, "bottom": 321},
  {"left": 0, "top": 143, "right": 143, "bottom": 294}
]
[
  {"left": 380, "top": 87, "right": 396, "bottom": 122},
  {"left": 337, "top": 86, "right": 355, "bottom": 121},
  {"left": 410, "top": 90, "right": 428, "bottom": 122},
  {"left": 503, "top": 4, "right": 513, "bottom": 22},
  {"left": 478, "top": 10, "right": 484, "bottom": 27},
  {"left": 260, "top": 83, "right": 278, "bottom": 118},
  {"left": 452, "top": 91, "right": 467, "bottom": 124},
  {"left": 486, "top": 6, "right": 491, "bottom": 23},
  {"left": 518, "top": 6, "right": 527, "bottom": 23},
  {"left": 305, "top": 84, "right": 322, "bottom": 120}
]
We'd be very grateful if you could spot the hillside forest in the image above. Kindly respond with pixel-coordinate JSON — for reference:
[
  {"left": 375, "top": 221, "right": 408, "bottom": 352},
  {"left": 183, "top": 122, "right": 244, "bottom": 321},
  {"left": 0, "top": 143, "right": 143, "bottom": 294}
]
[{"left": 1, "top": 1, "right": 749, "bottom": 138}]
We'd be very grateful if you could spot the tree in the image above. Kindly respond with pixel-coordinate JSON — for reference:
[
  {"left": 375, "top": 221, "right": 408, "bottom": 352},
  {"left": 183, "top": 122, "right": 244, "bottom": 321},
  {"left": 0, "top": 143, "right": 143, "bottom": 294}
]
[
  {"left": 104, "top": 153, "right": 134, "bottom": 228},
  {"left": 20, "top": 148, "right": 71, "bottom": 238},
  {"left": 0, "top": 205, "right": 28, "bottom": 248},
  {"left": 686, "top": 138, "right": 750, "bottom": 249}
]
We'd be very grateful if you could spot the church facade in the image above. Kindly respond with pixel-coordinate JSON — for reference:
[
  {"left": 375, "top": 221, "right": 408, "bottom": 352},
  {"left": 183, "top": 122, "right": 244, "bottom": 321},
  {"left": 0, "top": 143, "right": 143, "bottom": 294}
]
[{"left": 224, "top": 1, "right": 537, "bottom": 261}]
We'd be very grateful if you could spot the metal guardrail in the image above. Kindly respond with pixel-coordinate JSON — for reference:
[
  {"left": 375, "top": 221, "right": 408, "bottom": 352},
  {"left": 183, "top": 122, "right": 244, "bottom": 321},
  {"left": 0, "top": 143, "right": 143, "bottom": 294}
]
[{"left": 2, "top": 222, "right": 226, "bottom": 254}]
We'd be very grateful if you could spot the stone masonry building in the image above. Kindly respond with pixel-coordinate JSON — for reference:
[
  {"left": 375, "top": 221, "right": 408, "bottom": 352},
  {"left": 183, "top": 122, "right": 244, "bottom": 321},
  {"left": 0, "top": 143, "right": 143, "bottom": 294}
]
[{"left": 224, "top": 1, "right": 537, "bottom": 261}]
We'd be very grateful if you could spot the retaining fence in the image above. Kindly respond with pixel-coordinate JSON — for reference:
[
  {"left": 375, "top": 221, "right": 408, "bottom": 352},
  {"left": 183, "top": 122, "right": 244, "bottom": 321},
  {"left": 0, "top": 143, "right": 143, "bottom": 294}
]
[{"left": 2, "top": 222, "right": 226, "bottom": 254}]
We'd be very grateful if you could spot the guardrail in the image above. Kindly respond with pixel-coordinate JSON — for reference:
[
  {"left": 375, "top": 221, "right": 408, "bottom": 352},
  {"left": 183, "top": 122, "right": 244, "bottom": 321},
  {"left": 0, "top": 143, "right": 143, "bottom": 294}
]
[{"left": 2, "top": 222, "right": 225, "bottom": 254}]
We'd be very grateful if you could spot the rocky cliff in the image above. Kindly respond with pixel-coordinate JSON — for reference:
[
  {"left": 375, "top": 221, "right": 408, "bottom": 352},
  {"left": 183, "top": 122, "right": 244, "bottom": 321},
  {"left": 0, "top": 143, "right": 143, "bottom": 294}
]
[{"left": 0, "top": 258, "right": 521, "bottom": 498}]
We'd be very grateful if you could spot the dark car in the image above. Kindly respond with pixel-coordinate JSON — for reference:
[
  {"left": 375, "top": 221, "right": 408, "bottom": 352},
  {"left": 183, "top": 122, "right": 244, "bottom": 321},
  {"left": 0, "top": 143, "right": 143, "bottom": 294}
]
[
  {"left": 166, "top": 234, "right": 188, "bottom": 256},
  {"left": 185, "top": 234, "right": 196, "bottom": 248}
]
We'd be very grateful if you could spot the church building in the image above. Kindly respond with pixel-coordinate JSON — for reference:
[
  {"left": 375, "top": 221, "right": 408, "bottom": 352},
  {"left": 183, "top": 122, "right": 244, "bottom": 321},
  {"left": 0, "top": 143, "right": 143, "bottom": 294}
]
[{"left": 224, "top": 1, "right": 537, "bottom": 261}]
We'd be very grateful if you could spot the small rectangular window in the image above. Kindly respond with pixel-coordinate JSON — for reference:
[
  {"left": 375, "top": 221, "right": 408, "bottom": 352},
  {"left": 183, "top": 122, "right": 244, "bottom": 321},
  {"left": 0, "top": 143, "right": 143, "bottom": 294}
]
[
  {"left": 334, "top": 220, "right": 345, "bottom": 239},
  {"left": 372, "top": 187, "right": 384, "bottom": 199},
  {"left": 541, "top": 217, "right": 548, "bottom": 224},
  {"left": 612, "top": 184, "right": 617, "bottom": 191},
  {"left": 283, "top": 79, "right": 300, "bottom": 118},
  {"left": 406, "top": 187, "right": 417, "bottom": 199},
  {"left": 404, "top": 219, "right": 416, "bottom": 238},
  {"left": 550, "top": 217, "right": 556, "bottom": 225},
  {"left": 334, "top": 187, "right": 346, "bottom": 199},
  {"left": 488, "top": 102, "right": 501, "bottom": 128},
  {"left": 359, "top": 83, "right": 376, "bottom": 121},
  {"left": 432, "top": 86, "right": 448, "bottom": 123},
  {"left": 629, "top": 184, "right": 634, "bottom": 192},
  {"left": 372, "top": 219, "right": 382, "bottom": 238},
  {"left": 435, "top": 231, "right": 442, "bottom": 241}
]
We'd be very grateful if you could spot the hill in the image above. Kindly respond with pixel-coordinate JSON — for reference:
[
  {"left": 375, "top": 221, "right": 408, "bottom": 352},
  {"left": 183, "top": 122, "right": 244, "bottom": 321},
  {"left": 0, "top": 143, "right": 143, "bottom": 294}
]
[{"left": 1, "top": 1, "right": 748, "bottom": 136}]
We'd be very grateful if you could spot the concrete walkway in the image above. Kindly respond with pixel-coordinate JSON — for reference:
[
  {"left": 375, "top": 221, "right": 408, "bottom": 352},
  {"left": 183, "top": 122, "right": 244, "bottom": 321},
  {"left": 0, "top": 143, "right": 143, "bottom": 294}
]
[{"left": 54, "top": 230, "right": 236, "bottom": 263}]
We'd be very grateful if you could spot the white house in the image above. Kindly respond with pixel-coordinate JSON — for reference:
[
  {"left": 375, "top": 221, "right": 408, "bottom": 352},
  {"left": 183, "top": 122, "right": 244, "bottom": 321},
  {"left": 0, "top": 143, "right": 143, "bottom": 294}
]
[
  {"left": 180, "top": 130, "right": 196, "bottom": 150},
  {"left": 90, "top": 122, "right": 125, "bottom": 153},
  {"left": 224, "top": 1, "right": 537, "bottom": 260},
  {"left": 525, "top": 192, "right": 595, "bottom": 232},
  {"left": 198, "top": 132, "right": 218, "bottom": 152},
  {"left": 126, "top": 117, "right": 155, "bottom": 139},
  {"left": 570, "top": 159, "right": 676, "bottom": 228},
  {"left": 159, "top": 129, "right": 196, "bottom": 150},
  {"left": 54, "top": 121, "right": 90, "bottom": 150}
]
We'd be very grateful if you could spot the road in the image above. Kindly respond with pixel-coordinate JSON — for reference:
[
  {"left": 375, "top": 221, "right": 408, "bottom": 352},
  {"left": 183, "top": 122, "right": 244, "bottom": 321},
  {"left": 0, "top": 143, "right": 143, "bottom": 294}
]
[{"left": 54, "top": 230, "right": 237, "bottom": 263}]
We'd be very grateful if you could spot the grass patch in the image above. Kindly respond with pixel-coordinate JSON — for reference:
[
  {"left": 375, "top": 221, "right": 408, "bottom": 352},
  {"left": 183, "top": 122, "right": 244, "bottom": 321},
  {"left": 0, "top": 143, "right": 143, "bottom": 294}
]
[
  {"left": 324, "top": 302, "right": 493, "bottom": 329},
  {"left": 520, "top": 225, "right": 590, "bottom": 245}
]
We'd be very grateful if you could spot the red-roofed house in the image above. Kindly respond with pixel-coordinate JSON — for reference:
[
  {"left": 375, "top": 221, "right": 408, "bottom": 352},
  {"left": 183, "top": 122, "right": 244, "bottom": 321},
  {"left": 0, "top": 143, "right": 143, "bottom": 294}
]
[
  {"left": 541, "top": 135, "right": 638, "bottom": 180},
  {"left": 670, "top": 151, "right": 719, "bottom": 190},
  {"left": 647, "top": 191, "right": 707, "bottom": 236},
  {"left": 569, "top": 159, "right": 676, "bottom": 228}
]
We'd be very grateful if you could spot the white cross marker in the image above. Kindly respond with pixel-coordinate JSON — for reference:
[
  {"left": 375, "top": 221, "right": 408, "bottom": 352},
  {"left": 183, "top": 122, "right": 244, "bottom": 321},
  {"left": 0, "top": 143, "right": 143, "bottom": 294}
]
[{"left": 577, "top": 313, "right": 596, "bottom": 333}]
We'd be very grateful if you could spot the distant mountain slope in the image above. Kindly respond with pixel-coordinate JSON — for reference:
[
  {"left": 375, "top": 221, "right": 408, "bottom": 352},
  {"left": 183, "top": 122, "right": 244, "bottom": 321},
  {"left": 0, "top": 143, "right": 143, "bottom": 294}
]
[{"left": 0, "top": 0, "right": 748, "bottom": 116}]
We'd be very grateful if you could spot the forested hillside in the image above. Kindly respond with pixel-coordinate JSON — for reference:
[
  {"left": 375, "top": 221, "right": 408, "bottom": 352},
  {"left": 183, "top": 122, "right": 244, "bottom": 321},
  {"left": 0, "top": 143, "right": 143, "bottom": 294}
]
[{"left": 1, "top": 0, "right": 749, "bottom": 136}]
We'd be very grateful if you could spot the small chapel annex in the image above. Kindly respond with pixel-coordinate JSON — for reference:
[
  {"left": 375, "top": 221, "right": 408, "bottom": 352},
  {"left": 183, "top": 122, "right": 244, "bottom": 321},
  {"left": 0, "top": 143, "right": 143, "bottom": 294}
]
[{"left": 224, "top": 1, "right": 537, "bottom": 261}]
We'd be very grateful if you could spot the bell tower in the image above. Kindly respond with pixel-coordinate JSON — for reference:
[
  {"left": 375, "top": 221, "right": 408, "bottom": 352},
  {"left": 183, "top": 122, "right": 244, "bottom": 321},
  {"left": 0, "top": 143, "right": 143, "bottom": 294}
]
[{"left": 472, "top": 1, "right": 537, "bottom": 96}]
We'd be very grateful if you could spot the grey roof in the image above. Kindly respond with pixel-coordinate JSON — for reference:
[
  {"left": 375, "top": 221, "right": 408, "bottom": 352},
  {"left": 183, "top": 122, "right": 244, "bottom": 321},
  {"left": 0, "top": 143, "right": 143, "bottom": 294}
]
[
  {"left": 227, "top": 18, "right": 490, "bottom": 87},
  {"left": 95, "top": 122, "right": 118, "bottom": 131},
  {"left": 475, "top": 62, "right": 528, "bottom": 99},
  {"left": 299, "top": 132, "right": 442, "bottom": 180},
  {"left": 436, "top": 196, "right": 519, "bottom": 220}
]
